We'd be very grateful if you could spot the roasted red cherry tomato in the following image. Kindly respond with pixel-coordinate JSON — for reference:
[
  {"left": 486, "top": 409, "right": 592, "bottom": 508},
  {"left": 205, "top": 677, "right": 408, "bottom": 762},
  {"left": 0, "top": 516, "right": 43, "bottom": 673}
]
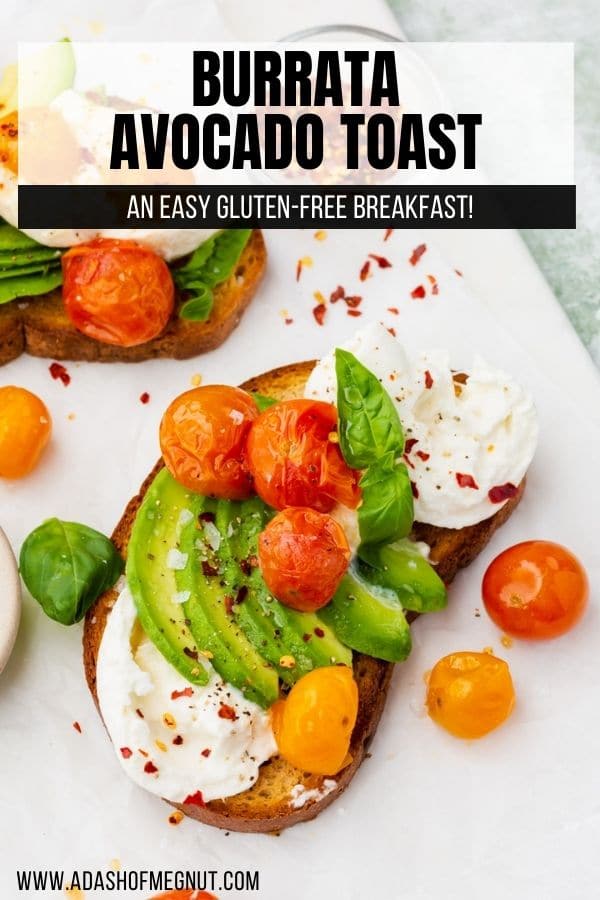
[
  {"left": 160, "top": 385, "right": 258, "bottom": 499},
  {"left": 426, "top": 651, "right": 515, "bottom": 739},
  {"left": 482, "top": 540, "right": 588, "bottom": 640},
  {"left": 246, "top": 399, "right": 360, "bottom": 513},
  {"left": 259, "top": 507, "right": 351, "bottom": 611},
  {"left": 62, "top": 238, "right": 174, "bottom": 347},
  {"left": 271, "top": 666, "right": 358, "bottom": 775},
  {"left": 0, "top": 386, "right": 52, "bottom": 478}
]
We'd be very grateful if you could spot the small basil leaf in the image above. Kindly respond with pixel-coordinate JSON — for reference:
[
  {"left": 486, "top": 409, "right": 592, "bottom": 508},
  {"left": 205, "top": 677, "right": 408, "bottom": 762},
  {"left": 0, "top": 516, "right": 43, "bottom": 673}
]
[
  {"left": 357, "top": 459, "right": 413, "bottom": 547},
  {"left": 19, "top": 518, "right": 123, "bottom": 626},
  {"left": 178, "top": 283, "right": 214, "bottom": 321},
  {"left": 176, "top": 229, "right": 251, "bottom": 287},
  {"left": 335, "top": 348, "right": 405, "bottom": 468},
  {"left": 252, "top": 393, "right": 277, "bottom": 412}
]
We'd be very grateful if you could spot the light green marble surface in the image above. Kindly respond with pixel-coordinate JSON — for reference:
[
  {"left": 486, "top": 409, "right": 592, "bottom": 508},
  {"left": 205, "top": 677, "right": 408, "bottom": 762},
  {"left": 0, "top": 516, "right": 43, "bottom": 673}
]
[{"left": 388, "top": 0, "right": 600, "bottom": 366}]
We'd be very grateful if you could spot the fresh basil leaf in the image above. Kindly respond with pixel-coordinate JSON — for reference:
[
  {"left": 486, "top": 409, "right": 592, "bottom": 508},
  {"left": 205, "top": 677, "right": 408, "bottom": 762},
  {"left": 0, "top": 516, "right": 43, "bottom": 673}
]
[
  {"left": 0, "top": 261, "right": 61, "bottom": 280},
  {"left": 19, "top": 518, "right": 123, "bottom": 626},
  {"left": 357, "top": 458, "right": 413, "bottom": 547},
  {"left": 252, "top": 393, "right": 277, "bottom": 412},
  {"left": 178, "top": 283, "right": 214, "bottom": 321},
  {"left": 0, "top": 219, "right": 46, "bottom": 251},
  {"left": 335, "top": 348, "right": 405, "bottom": 468},
  {"left": 0, "top": 268, "right": 62, "bottom": 304},
  {"left": 358, "top": 539, "right": 447, "bottom": 613}
]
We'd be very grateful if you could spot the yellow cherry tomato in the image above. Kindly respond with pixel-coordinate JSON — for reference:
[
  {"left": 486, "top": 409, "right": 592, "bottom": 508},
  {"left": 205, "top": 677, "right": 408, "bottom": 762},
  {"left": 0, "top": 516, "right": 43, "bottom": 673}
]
[
  {"left": 271, "top": 665, "right": 358, "bottom": 775},
  {"left": 0, "top": 386, "right": 52, "bottom": 478},
  {"left": 426, "top": 651, "right": 515, "bottom": 739}
]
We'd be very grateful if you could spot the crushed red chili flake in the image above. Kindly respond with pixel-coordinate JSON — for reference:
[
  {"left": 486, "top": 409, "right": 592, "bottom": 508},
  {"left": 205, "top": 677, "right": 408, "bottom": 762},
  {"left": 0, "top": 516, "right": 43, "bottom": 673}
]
[
  {"left": 224, "top": 595, "right": 234, "bottom": 616},
  {"left": 218, "top": 702, "right": 238, "bottom": 721},
  {"left": 409, "top": 243, "right": 427, "bottom": 266},
  {"left": 284, "top": 318, "right": 294, "bottom": 325},
  {"left": 404, "top": 438, "right": 418, "bottom": 454},
  {"left": 173, "top": 735, "right": 184, "bottom": 746},
  {"left": 426, "top": 274, "right": 439, "bottom": 295},
  {"left": 199, "top": 510, "right": 216, "bottom": 523},
  {"left": 235, "top": 586, "right": 248, "bottom": 605},
  {"left": 295, "top": 260, "right": 302, "bottom": 281},
  {"left": 171, "top": 686, "right": 194, "bottom": 700},
  {"left": 347, "top": 309, "right": 362, "bottom": 318},
  {"left": 330, "top": 285, "right": 345, "bottom": 303},
  {"left": 384, "top": 228, "right": 393, "bottom": 241},
  {"left": 201, "top": 748, "right": 212, "bottom": 758},
  {"left": 456, "top": 473, "right": 479, "bottom": 490},
  {"left": 144, "top": 760, "right": 158, "bottom": 774},
  {"left": 140, "top": 392, "right": 150, "bottom": 404},
  {"left": 387, "top": 327, "right": 396, "bottom": 337},
  {"left": 488, "top": 482, "right": 519, "bottom": 503},
  {"left": 49, "top": 362, "right": 70, "bottom": 386},
  {"left": 455, "top": 268, "right": 463, "bottom": 277},
  {"left": 345, "top": 295, "right": 362, "bottom": 309},
  {"left": 135, "top": 708, "right": 144, "bottom": 718},
  {"left": 410, "top": 481, "right": 419, "bottom": 499},
  {"left": 387, "top": 306, "right": 399, "bottom": 315},
  {"left": 72, "top": 721, "right": 82, "bottom": 733},
  {"left": 138, "top": 749, "right": 149, "bottom": 757},
  {"left": 416, "top": 450, "right": 430, "bottom": 462},
  {"left": 424, "top": 370, "right": 434, "bottom": 389},
  {"left": 411, "top": 285, "right": 426, "bottom": 300},
  {"left": 403, "top": 453, "right": 415, "bottom": 470},
  {"left": 359, "top": 260, "right": 371, "bottom": 281},
  {"left": 314, "top": 627, "right": 325, "bottom": 638},
  {"left": 120, "top": 747, "right": 133, "bottom": 759},
  {"left": 369, "top": 253, "right": 392, "bottom": 269},
  {"left": 183, "top": 790, "right": 206, "bottom": 807},
  {"left": 302, "top": 633, "right": 312, "bottom": 642},
  {"left": 201, "top": 560, "right": 219, "bottom": 577},
  {"left": 313, "top": 303, "right": 326, "bottom": 326}
]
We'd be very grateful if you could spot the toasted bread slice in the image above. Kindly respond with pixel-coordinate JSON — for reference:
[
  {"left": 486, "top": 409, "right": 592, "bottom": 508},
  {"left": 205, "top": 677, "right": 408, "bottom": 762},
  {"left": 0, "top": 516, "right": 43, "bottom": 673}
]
[
  {"left": 83, "top": 360, "right": 524, "bottom": 832},
  {"left": 0, "top": 229, "right": 266, "bottom": 366}
]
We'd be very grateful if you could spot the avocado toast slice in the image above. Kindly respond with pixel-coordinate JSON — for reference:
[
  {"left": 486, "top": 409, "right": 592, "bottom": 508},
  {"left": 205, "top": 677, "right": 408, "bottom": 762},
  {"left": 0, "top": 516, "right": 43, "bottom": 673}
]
[
  {"left": 0, "top": 229, "right": 266, "bottom": 366},
  {"left": 83, "top": 360, "right": 524, "bottom": 833}
]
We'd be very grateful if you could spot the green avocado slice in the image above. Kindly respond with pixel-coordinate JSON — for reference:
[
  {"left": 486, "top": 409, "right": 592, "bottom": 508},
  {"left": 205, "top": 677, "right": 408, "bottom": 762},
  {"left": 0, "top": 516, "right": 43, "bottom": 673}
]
[{"left": 126, "top": 468, "right": 209, "bottom": 686}]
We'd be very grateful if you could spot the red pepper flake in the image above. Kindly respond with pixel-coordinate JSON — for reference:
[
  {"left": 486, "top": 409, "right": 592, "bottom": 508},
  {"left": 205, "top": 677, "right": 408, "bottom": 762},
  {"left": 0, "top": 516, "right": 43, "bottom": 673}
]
[
  {"left": 295, "top": 260, "right": 302, "bottom": 281},
  {"left": 201, "top": 748, "right": 212, "bottom": 758},
  {"left": 409, "top": 243, "right": 427, "bottom": 266},
  {"left": 314, "top": 627, "right": 325, "bottom": 638},
  {"left": 426, "top": 274, "right": 439, "bottom": 295},
  {"left": 139, "top": 391, "right": 150, "bottom": 404},
  {"left": 403, "top": 453, "right": 414, "bottom": 470},
  {"left": 424, "top": 370, "right": 434, "bottom": 389},
  {"left": 183, "top": 790, "right": 206, "bottom": 807},
  {"left": 330, "top": 285, "right": 345, "bottom": 303},
  {"left": 488, "top": 482, "right": 519, "bottom": 503},
  {"left": 359, "top": 260, "right": 371, "bottom": 281},
  {"left": 455, "top": 268, "right": 463, "bottom": 277},
  {"left": 138, "top": 748, "right": 149, "bottom": 757},
  {"left": 284, "top": 318, "right": 294, "bottom": 325},
  {"left": 49, "top": 361, "right": 71, "bottom": 386},
  {"left": 384, "top": 228, "right": 393, "bottom": 241},
  {"left": 347, "top": 309, "right": 362, "bottom": 318},
  {"left": 144, "top": 760, "right": 158, "bottom": 774},
  {"left": 218, "top": 702, "right": 238, "bottom": 721},
  {"left": 456, "top": 473, "right": 479, "bottom": 490},
  {"left": 416, "top": 450, "right": 430, "bottom": 462},
  {"left": 120, "top": 747, "right": 133, "bottom": 759},
  {"left": 171, "top": 686, "right": 194, "bottom": 700},
  {"left": 302, "top": 633, "right": 312, "bottom": 642},
  {"left": 387, "top": 327, "right": 396, "bottom": 337},
  {"left": 410, "top": 481, "right": 419, "bottom": 499},
  {"left": 313, "top": 303, "right": 326, "bottom": 326},
  {"left": 345, "top": 295, "right": 362, "bottom": 309},
  {"left": 135, "top": 708, "right": 144, "bottom": 718},
  {"left": 173, "top": 735, "right": 184, "bottom": 746},
  {"left": 224, "top": 595, "right": 234, "bottom": 616},
  {"left": 72, "top": 721, "right": 82, "bottom": 733},
  {"left": 404, "top": 438, "right": 418, "bottom": 454},
  {"left": 387, "top": 306, "right": 399, "bottom": 315},
  {"left": 411, "top": 285, "right": 426, "bottom": 300},
  {"left": 369, "top": 253, "right": 392, "bottom": 269}
]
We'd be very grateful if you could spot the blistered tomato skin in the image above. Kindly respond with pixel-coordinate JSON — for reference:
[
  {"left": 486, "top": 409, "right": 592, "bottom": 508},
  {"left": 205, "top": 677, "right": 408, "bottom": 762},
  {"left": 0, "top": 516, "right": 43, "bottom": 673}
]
[
  {"left": 259, "top": 507, "right": 351, "bottom": 612},
  {"left": 160, "top": 385, "right": 259, "bottom": 499},
  {"left": 482, "top": 541, "right": 588, "bottom": 640},
  {"left": 0, "top": 386, "right": 52, "bottom": 478},
  {"left": 246, "top": 399, "right": 361, "bottom": 513},
  {"left": 62, "top": 238, "right": 174, "bottom": 347},
  {"left": 271, "top": 666, "right": 358, "bottom": 775},
  {"left": 426, "top": 651, "right": 515, "bottom": 739}
]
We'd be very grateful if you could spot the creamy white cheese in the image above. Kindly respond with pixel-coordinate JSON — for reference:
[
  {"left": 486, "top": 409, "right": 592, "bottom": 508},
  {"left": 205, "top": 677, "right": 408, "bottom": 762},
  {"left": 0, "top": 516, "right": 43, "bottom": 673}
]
[
  {"left": 289, "top": 779, "right": 337, "bottom": 809},
  {"left": 0, "top": 89, "right": 216, "bottom": 260},
  {"left": 305, "top": 322, "right": 538, "bottom": 530},
  {"left": 96, "top": 587, "right": 277, "bottom": 804}
]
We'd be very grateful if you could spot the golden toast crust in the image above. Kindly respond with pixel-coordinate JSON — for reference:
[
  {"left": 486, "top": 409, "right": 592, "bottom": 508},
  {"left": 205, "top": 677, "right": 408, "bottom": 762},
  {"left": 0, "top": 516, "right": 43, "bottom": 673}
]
[
  {"left": 0, "top": 230, "right": 265, "bottom": 365},
  {"left": 83, "top": 360, "right": 524, "bottom": 832}
]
